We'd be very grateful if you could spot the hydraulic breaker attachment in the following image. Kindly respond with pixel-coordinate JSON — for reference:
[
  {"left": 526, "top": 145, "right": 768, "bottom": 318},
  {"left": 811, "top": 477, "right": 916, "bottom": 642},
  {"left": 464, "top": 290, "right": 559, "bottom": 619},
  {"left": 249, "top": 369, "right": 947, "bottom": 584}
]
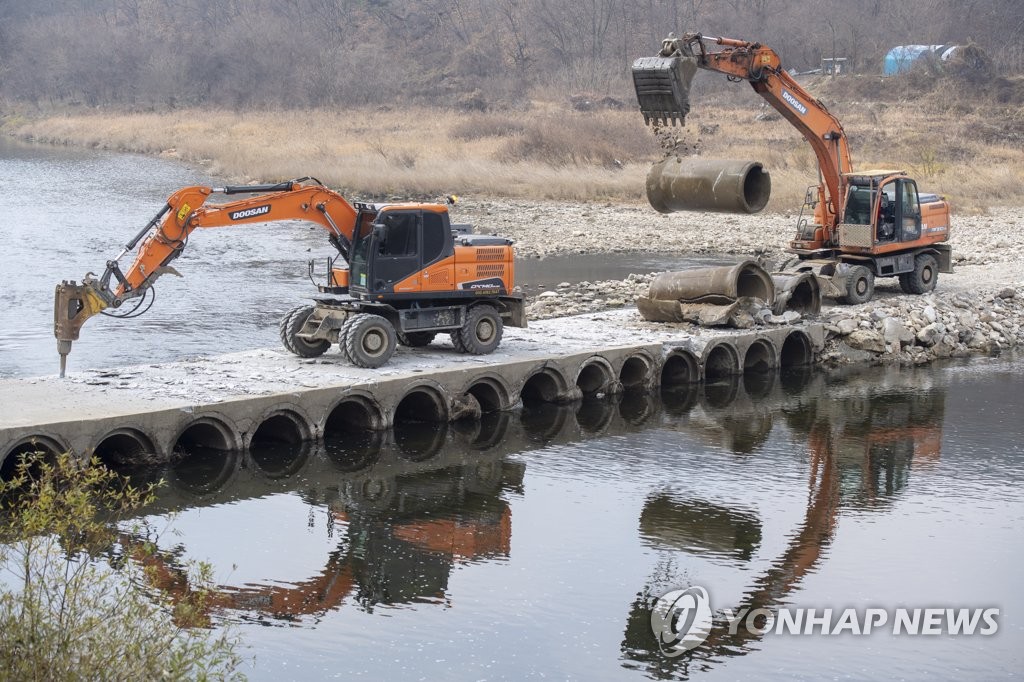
[
  {"left": 631, "top": 42, "right": 698, "bottom": 126},
  {"left": 54, "top": 280, "right": 109, "bottom": 377}
]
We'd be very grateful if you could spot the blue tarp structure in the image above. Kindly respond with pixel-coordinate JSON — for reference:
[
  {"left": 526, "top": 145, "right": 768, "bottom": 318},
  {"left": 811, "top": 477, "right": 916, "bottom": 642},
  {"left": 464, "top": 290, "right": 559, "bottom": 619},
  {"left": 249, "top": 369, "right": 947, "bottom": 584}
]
[{"left": 883, "top": 45, "right": 960, "bottom": 75}]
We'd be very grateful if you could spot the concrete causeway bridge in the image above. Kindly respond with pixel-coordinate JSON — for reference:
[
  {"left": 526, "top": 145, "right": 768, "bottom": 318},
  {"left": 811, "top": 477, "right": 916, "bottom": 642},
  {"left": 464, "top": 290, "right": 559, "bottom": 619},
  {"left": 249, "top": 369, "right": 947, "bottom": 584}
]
[{"left": 0, "top": 310, "right": 823, "bottom": 473}]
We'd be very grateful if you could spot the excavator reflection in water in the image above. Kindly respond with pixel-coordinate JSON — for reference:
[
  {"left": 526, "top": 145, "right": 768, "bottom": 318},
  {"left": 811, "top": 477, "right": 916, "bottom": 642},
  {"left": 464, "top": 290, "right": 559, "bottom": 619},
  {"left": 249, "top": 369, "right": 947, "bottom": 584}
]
[
  {"left": 121, "top": 419, "right": 526, "bottom": 625},
  {"left": 108, "top": 363, "right": 941, "bottom": 657},
  {"left": 621, "top": 371, "right": 946, "bottom": 678}
]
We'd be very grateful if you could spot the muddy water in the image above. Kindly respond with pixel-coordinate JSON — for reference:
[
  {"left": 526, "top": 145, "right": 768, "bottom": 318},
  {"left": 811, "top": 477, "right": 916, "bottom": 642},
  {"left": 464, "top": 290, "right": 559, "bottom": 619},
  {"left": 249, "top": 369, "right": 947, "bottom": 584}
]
[
  {"left": 120, "top": 357, "right": 1024, "bottom": 680},
  {"left": 0, "top": 140, "right": 712, "bottom": 378}
]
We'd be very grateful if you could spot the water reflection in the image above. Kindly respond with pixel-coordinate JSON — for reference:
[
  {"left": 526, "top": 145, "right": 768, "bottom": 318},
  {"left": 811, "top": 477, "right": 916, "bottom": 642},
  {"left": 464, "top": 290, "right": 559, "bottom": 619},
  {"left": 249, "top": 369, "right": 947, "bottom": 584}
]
[
  {"left": 112, "top": 364, "right": 953, "bottom": 677},
  {"left": 621, "top": 374, "right": 947, "bottom": 678}
]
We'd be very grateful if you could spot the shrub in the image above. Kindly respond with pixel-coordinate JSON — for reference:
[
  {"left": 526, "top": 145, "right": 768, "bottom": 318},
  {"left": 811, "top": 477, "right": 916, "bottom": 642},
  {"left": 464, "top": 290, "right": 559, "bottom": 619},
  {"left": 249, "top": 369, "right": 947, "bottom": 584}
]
[{"left": 0, "top": 452, "right": 245, "bottom": 681}]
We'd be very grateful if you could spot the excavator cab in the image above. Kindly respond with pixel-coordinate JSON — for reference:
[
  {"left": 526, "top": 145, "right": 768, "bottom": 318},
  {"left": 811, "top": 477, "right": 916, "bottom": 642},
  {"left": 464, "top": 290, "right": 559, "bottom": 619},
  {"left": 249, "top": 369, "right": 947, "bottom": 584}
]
[{"left": 841, "top": 173, "right": 922, "bottom": 246}]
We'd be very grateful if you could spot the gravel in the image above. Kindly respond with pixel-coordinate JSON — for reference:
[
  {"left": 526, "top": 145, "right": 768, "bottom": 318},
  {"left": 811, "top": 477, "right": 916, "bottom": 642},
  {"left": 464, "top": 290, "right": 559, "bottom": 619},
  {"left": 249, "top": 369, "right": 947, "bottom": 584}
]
[{"left": 464, "top": 198, "right": 1024, "bottom": 366}]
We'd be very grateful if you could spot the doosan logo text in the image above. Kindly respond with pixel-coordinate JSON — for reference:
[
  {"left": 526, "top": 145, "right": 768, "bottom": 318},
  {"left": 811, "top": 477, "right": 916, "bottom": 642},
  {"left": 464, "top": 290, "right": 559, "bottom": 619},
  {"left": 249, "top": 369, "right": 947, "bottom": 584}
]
[
  {"left": 782, "top": 89, "right": 808, "bottom": 115},
  {"left": 229, "top": 205, "right": 271, "bottom": 220}
]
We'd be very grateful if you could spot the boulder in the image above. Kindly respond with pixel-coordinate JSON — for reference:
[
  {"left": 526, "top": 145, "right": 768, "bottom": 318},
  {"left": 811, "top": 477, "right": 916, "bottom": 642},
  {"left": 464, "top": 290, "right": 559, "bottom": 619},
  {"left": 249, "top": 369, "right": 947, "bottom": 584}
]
[{"left": 847, "top": 329, "right": 885, "bottom": 353}]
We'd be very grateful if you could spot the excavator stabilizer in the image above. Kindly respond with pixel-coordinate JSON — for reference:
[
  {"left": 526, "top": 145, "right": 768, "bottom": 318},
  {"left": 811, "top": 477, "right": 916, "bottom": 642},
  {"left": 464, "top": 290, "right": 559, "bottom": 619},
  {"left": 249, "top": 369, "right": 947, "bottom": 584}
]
[{"left": 631, "top": 54, "right": 698, "bottom": 126}]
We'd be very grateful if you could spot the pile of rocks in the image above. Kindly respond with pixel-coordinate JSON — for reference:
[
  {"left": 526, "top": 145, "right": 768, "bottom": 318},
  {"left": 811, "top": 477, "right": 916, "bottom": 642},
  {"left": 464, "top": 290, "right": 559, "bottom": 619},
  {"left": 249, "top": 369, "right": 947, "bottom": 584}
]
[
  {"left": 820, "top": 286, "right": 1023, "bottom": 365},
  {"left": 524, "top": 274, "right": 654, "bottom": 319}
]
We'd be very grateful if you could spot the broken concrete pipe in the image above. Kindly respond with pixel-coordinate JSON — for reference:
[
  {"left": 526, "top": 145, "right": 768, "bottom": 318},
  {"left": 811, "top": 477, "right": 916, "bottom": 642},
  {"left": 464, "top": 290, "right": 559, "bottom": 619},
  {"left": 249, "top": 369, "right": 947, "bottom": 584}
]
[
  {"left": 646, "top": 158, "right": 771, "bottom": 214},
  {"left": 648, "top": 260, "right": 775, "bottom": 304},
  {"left": 638, "top": 261, "right": 776, "bottom": 326},
  {"left": 771, "top": 273, "right": 822, "bottom": 316}
]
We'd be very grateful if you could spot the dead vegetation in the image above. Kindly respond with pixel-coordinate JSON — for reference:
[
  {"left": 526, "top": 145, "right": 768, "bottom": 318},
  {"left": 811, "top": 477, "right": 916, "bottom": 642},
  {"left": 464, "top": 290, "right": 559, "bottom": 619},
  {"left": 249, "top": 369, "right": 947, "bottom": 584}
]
[{"left": 4, "top": 80, "right": 1022, "bottom": 212}]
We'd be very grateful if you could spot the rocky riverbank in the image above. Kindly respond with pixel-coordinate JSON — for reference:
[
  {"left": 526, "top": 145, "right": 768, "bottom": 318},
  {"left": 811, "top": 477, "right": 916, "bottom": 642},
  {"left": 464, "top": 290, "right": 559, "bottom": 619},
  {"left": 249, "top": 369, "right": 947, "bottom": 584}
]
[
  {"left": 819, "top": 286, "right": 1024, "bottom": 366},
  {"left": 521, "top": 273, "right": 1024, "bottom": 367},
  {"left": 496, "top": 197, "right": 1024, "bottom": 367}
]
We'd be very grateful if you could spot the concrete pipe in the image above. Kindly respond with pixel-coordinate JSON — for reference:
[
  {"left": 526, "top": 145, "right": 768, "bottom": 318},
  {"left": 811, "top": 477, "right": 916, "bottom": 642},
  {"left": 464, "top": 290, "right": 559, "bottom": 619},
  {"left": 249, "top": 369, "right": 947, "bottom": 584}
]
[
  {"left": 646, "top": 158, "right": 771, "bottom": 214},
  {"left": 647, "top": 260, "right": 775, "bottom": 305},
  {"left": 771, "top": 273, "right": 822, "bottom": 315}
]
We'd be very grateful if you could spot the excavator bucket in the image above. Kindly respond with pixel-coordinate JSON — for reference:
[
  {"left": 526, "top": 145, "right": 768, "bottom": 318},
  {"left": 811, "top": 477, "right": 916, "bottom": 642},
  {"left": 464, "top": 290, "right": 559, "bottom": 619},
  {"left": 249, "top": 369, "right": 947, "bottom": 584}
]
[
  {"left": 631, "top": 54, "right": 698, "bottom": 126},
  {"left": 54, "top": 280, "right": 109, "bottom": 377}
]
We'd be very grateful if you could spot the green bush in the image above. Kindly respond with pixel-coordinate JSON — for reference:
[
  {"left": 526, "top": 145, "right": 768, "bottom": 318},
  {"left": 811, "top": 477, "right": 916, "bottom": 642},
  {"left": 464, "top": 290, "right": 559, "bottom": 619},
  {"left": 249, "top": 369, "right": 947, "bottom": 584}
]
[{"left": 0, "top": 452, "right": 245, "bottom": 681}]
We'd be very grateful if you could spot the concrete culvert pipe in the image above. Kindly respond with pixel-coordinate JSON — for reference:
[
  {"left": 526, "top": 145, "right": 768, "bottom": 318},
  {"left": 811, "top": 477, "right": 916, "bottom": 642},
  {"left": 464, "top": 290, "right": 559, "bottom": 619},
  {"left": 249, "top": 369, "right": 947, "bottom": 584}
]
[
  {"left": 251, "top": 413, "right": 309, "bottom": 448},
  {"left": 520, "top": 369, "right": 565, "bottom": 406},
  {"left": 646, "top": 158, "right": 771, "bottom": 214},
  {"left": 619, "top": 356, "right": 651, "bottom": 391},
  {"left": 173, "top": 419, "right": 235, "bottom": 457},
  {"left": 394, "top": 388, "right": 449, "bottom": 424},
  {"left": 661, "top": 352, "right": 699, "bottom": 387},
  {"left": 325, "top": 397, "right": 383, "bottom": 437},
  {"left": 466, "top": 378, "right": 509, "bottom": 414},
  {"left": 1, "top": 437, "right": 64, "bottom": 481},
  {"left": 576, "top": 362, "right": 612, "bottom": 396},
  {"left": 94, "top": 429, "right": 156, "bottom": 469},
  {"left": 648, "top": 261, "right": 775, "bottom": 305},
  {"left": 780, "top": 330, "right": 814, "bottom": 368},
  {"left": 704, "top": 344, "right": 740, "bottom": 380},
  {"left": 743, "top": 339, "right": 777, "bottom": 375},
  {"left": 771, "top": 273, "right": 822, "bottom": 315}
]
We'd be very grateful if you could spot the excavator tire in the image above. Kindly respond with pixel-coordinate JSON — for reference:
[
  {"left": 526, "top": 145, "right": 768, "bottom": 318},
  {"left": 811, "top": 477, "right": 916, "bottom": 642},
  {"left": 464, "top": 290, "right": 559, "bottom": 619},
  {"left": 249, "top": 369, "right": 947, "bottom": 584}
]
[
  {"left": 453, "top": 305, "right": 503, "bottom": 355},
  {"left": 450, "top": 331, "right": 468, "bottom": 353},
  {"left": 336, "top": 314, "right": 357, "bottom": 363},
  {"left": 344, "top": 313, "right": 397, "bottom": 368},
  {"left": 280, "top": 305, "right": 330, "bottom": 358},
  {"left": 839, "top": 265, "right": 874, "bottom": 305},
  {"left": 899, "top": 253, "right": 938, "bottom": 295},
  {"left": 397, "top": 331, "right": 437, "bottom": 347}
]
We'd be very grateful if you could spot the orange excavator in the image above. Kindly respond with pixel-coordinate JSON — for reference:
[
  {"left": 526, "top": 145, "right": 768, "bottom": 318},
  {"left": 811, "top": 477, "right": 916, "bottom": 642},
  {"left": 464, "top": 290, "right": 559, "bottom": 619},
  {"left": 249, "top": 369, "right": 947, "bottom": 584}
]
[
  {"left": 632, "top": 33, "right": 953, "bottom": 304},
  {"left": 54, "top": 178, "right": 525, "bottom": 375}
]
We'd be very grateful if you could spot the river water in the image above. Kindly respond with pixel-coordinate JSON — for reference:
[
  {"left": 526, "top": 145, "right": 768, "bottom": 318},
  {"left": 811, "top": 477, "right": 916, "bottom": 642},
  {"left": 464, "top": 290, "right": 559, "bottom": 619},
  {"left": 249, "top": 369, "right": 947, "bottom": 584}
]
[
  {"left": 2, "top": 141, "right": 1023, "bottom": 679},
  {"left": 0, "top": 138, "right": 710, "bottom": 378}
]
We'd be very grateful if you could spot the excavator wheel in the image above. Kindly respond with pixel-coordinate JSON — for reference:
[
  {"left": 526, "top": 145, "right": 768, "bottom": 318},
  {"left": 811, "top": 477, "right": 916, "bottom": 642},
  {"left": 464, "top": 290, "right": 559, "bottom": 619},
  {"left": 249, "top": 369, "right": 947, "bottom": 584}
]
[
  {"left": 899, "top": 254, "right": 938, "bottom": 295},
  {"left": 839, "top": 265, "right": 874, "bottom": 305},
  {"left": 336, "top": 314, "right": 358, "bottom": 363},
  {"left": 450, "top": 331, "right": 468, "bottom": 353},
  {"left": 280, "top": 305, "right": 330, "bottom": 358},
  {"left": 344, "top": 313, "right": 397, "bottom": 368},
  {"left": 397, "top": 331, "right": 437, "bottom": 347},
  {"left": 453, "top": 305, "right": 503, "bottom": 355}
]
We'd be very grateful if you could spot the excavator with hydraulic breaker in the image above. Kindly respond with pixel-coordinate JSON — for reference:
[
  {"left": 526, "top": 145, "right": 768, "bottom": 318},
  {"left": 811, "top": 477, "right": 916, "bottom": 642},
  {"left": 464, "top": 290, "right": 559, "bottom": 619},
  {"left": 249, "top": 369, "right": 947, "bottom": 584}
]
[
  {"left": 632, "top": 32, "right": 953, "bottom": 304},
  {"left": 54, "top": 178, "right": 525, "bottom": 376}
]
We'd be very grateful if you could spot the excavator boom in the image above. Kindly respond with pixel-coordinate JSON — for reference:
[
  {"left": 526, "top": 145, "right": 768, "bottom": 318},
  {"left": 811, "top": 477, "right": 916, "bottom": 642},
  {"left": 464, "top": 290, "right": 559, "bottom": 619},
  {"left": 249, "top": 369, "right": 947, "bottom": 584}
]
[
  {"left": 54, "top": 179, "right": 360, "bottom": 375},
  {"left": 632, "top": 32, "right": 852, "bottom": 230}
]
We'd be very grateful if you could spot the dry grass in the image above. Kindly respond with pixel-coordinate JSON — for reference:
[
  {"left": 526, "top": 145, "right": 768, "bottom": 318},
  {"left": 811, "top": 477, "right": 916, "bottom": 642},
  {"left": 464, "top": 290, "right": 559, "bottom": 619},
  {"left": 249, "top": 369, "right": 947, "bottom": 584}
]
[{"left": 4, "top": 95, "right": 1022, "bottom": 212}]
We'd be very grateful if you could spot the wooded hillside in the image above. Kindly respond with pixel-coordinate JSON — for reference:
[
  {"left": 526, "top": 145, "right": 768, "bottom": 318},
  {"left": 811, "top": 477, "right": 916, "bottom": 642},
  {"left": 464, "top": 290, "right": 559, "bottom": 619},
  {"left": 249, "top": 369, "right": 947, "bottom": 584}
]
[{"left": 0, "top": 0, "right": 1021, "bottom": 110}]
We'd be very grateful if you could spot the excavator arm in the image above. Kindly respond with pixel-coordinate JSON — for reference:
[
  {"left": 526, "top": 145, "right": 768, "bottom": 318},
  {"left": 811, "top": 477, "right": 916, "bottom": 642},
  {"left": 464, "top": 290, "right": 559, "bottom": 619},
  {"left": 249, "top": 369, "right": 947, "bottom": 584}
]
[
  {"left": 633, "top": 32, "right": 853, "bottom": 232},
  {"left": 54, "top": 178, "right": 360, "bottom": 376}
]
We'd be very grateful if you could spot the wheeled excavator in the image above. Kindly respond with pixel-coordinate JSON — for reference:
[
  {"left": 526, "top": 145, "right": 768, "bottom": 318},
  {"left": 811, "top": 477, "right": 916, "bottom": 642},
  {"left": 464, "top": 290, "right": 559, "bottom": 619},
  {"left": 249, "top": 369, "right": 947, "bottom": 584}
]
[
  {"left": 54, "top": 178, "right": 525, "bottom": 376},
  {"left": 632, "top": 33, "right": 953, "bottom": 304}
]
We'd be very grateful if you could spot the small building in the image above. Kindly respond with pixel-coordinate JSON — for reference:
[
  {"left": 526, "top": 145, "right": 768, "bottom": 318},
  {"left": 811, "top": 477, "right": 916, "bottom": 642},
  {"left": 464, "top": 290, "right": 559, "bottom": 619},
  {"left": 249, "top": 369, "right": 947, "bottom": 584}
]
[
  {"left": 883, "top": 45, "right": 961, "bottom": 76},
  {"left": 821, "top": 57, "right": 849, "bottom": 76}
]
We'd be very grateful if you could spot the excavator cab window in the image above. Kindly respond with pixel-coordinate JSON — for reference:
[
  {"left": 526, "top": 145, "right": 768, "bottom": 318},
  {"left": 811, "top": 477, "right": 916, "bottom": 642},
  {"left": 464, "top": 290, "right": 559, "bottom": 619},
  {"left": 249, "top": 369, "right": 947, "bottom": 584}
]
[
  {"left": 371, "top": 211, "right": 422, "bottom": 292},
  {"left": 877, "top": 182, "right": 897, "bottom": 242},
  {"left": 349, "top": 217, "right": 374, "bottom": 290},
  {"left": 843, "top": 185, "right": 873, "bottom": 225},
  {"left": 422, "top": 212, "right": 447, "bottom": 265},
  {"left": 898, "top": 179, "right": 922, "bottom": 241}
]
